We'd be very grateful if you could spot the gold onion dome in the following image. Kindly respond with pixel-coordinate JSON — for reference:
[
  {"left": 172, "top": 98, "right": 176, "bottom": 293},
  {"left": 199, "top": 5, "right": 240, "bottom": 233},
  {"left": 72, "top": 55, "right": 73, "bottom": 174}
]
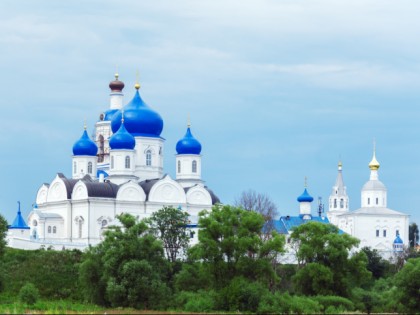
[{"left": 369, "top": 152, "right": 380, "bottom": 170}]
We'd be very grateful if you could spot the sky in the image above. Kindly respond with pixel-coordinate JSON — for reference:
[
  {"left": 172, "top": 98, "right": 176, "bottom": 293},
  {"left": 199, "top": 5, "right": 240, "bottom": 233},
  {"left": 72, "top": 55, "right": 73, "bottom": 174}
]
[{"left": 0, "top": 0, "right": 419, "bottom": 225}]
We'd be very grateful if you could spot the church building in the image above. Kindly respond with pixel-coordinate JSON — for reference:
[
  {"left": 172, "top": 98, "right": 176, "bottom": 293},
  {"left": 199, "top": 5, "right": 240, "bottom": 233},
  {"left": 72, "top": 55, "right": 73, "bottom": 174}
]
[{"left": 7, "top": 74, "right": 219, "bottom": 250}]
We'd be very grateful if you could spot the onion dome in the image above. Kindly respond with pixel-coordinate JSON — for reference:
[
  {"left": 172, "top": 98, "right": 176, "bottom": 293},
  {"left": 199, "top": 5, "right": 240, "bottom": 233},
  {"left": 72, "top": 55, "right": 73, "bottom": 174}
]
[
  {"left": 109, "top": 73, "right": 125, "bottom": 92},
  {"left": 9, "top": 201, "right": 29, "bottom": 229},
  {"left": 369, "top": 151, "right": 380, "bottom": 170},
  {"left": 111, "top": 85, "right": 163, "bottom": 137},
  {"left": 297, "top": 188, "right": 314, "bottom": 203},
  {"left": 72, "top": 127, "right": 98, "bottom": 156},
  {"left": 394, "top": 233, "right": 403, "bottom": 244},
  {"left": 109, "top": 119, "right": 135, "bottom": 150},
  {"left": 176, "top": 126, "right": 202, "bottom": 154}
]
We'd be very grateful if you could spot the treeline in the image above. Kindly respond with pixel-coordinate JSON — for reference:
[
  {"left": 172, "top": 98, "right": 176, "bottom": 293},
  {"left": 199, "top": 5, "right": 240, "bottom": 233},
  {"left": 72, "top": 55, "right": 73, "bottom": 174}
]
[{"left": 0, "top": 205, "right": 419, "bottom": 314}]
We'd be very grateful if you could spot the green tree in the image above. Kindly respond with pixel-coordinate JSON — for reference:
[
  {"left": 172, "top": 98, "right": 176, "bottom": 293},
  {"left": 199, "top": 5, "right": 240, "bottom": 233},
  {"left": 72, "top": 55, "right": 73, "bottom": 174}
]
[
  {"left": 19, "top": 282, "right": 39, "bottom": 305},
  {"left": 409, "top": 222, "right": 419, "bottom": 248},
  {"left": 361, "top": 246, "right": 388, "bottom": 279},
  {"left": 147, "top": 206, "right": 190, "bottom": 262},
  {"left": 393, "top": 257, "right": 420, "bottom": 312},
  {"left": 188, "top": 204, "right": 285, "bottom": 290},
  {"left": 290, "top": 221, "right": 370, "bottom": 297},
  {"left": 79, "top": 213, "right": 170, "bottom": 309},
  {"left": 0, "top": 214, "right": 8, "bottom": 258}
]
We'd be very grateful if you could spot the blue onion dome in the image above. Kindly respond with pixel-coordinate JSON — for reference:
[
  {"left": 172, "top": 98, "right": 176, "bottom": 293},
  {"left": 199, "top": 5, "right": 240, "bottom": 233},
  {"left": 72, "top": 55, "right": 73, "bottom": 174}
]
[
  {"left": 297, "top": 188, "right": 314, "bottom": 202},
  {"left": 99, "top": 109, "right": 119, "bottom": 122},
  {"left": 176, "top": 126, "right": 202, "bottom": 154},
  {"left": 72, "top": 128, "right": 98, "bottom": 156},
  {"left": 109, "top": 119, "right": 135, "bottom": 150},
  {"left": 394, "top": 233, "right": 403, "bottom": 244},
  {"left": 111, "top": 85, "right": 163, "bottom": 137}
]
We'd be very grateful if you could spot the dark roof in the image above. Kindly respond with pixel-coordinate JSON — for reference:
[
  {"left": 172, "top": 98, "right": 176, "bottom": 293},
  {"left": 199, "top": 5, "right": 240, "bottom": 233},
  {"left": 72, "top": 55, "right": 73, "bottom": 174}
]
[
  {"left": 57, "top": 173, "right": 79, "bottom": 199},
  {"left": 84, "top": 180, "right": 119, "bottom": 198},
  {"left": 139, "top": 178, "right": 160, "bottom": 200}
]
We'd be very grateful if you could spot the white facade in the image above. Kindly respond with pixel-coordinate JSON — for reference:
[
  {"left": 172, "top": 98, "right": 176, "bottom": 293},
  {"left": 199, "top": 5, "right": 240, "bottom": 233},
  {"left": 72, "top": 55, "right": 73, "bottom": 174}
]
[
  {"left": 328, "top": 152, "right": 409, "bottom": 259},
  {"left": 7, "top": 75, "right": 219, "bottom": 250}
]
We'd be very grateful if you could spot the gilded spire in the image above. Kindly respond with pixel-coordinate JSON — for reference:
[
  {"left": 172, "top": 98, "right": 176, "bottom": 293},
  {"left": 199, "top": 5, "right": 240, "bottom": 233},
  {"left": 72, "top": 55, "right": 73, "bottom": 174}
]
[
  {"left": 115, "top": 64, "right": 119, "bottom": 80},
  {"left": 135, "top": 69, "right": 140, "bottom": 90},
  {"left": 369, "top": 140, "right": 380, "bottom": 170},
  {"left": 83, "top": 119, "right": 87, "bottom": 130}
]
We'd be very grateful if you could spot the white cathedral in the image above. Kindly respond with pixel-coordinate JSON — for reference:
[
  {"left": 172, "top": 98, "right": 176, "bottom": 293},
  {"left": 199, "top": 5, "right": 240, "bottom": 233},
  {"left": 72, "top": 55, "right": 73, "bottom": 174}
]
[
  {"left": 7, "top": 74, "right": 219, "bottom": 250},
  {"left": 6, "top": 74, "right": 409, "bottom": 258}
]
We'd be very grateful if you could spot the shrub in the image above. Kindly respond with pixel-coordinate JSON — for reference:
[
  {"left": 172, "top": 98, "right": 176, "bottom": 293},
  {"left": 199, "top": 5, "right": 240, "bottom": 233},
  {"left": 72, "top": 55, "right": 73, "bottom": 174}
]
[
  {"left": 313, "top": 295, "right": 354, "bottom": 313},
  {"left": 174, "top": 290, "right": 216, "bottom": 312},
  {"left": 258, "top": 292, "right": 321, "bottom": 314},
  {"left": 19, "top": 282, "right": 39, "bottom": 305}
]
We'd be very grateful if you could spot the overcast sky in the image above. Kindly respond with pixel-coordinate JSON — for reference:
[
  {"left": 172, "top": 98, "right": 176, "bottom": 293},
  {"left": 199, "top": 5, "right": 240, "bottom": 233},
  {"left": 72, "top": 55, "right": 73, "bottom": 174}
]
[{"left": 1, "top": 0, "right": 419, "bottom": 225}]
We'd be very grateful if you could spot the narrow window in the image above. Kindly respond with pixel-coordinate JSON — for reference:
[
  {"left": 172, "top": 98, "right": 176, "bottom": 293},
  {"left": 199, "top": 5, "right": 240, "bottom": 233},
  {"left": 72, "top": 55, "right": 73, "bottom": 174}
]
[
  {"left": 48, "top": 226, "right": 51, "bottom": 233},
  {"left": 376, "top": 229, "right": 379, "bottom": 237},
  {"left": 111, "top": 156, "right": 114, "bottom": 169},
  {"left": 192, "top": 160, "right": 197, "bottom": 173},
  {"left": 334, "top": 199, "right": 337, "bottom": 208},
  {"left": 98, "top": 135, "right": 105, "bottom": 163},
  {"left": 73, "top": 162, "right": 77, "bottom": 174},
  {"left": 88, "top": 162, "right": 93, "bottom": 174},
  {"left": 383, "top": 230, "right": 387, "bottom": 237},
  {"left": 125, "top": 156, "right": 130, "bottom": 169},
  {"left": 396, "top": 230, "right": 399, "bottom": 236},
  {"left": 340, "top": 199, "right": 344, "bottom": 208},
  {"left": 178, "top": 161, "right": 181, "bottom": 173},
  {"left": 102, "top": 220, "right": 107, "bottom": 227},
  {"left": 78, "top": 221, "right": 82, "bottom": 238},
  {"left": 53, "top": 226, "right": 57, "bottom": 234},
  {"left": 146, "top": 150, "right": 152, "bottom": 166},
  {"left": 376, "top": 197, "right": 378, "bottom": 205},
  {"left": 368, "top": 198, "right": 370, "bottom": 205}
]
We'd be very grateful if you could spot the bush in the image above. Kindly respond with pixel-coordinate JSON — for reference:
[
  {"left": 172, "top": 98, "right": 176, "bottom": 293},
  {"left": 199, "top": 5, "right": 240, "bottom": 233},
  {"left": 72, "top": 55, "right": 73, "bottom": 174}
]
[
  {"left": 258, "top": 292, "right": 321, "bottom": 314},
  {"left": 19, "top": 282, "right": 39, "bottom": 305},
  {"left": 313, "top": 295, "right": 354, "bottom": 313},
  {"left": 174, "top": 290, "right": 216, "bottom": 312}
]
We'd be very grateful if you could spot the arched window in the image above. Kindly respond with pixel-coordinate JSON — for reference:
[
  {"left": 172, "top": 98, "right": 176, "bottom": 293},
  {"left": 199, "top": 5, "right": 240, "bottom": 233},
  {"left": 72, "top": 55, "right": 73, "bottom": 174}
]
[
  {"left": 192, "top": 160, "right": 197, "bottom": 173},
  {"left": 33, "top": 220, "right": 38, "bottom": 227},
  {"left": 333, "top": 199, "right": 337, "bottom": 208},
  {"left": 376, "top": 197, "right": 378, "bottom": 205},
  {"left": 88, "top": 162, "right": 93, "bottom": 174},
  {"left": 146, "top": 150, "right": 152, "bottom": 166},
  {"left": 368, "top": 198, "right": 370, "bottom": 205},
  {"left": 53, "top": 226, "right": 57, "bottom": 234},
  {"left": 111, "top": 156, "right": 114, "bottom": 169},
  {"left": 73, "top": 162, "right": 77, "bottom": 174},
  {"left": 102, "top": 220, "right": 107, "bottom": 228},
  {"left": 340, "top": 199, "right": 344, "bottom": 208},
  {"left": 178, "top": 161, "right": 181, "bottom": 173},
  {"left": 125, "top": 156, "right": 130, "bottom": 169},
  {"left": 48, "top": 226, "right": 51, "bottom": 233}
]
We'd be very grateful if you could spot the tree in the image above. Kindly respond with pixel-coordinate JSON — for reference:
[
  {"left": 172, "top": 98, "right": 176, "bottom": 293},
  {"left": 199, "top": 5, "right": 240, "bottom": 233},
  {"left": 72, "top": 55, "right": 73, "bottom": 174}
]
[
  {"left": 147, "top": 206, "right": 190, "bottom": 262},
  {"left": 409, "top": 222, "right": 419, "bottom": 248},
  {"left": 79, "top": 213, "right": 170, "bottom": 309},
  {"left": 0, "top": 214, "right": 8, "bottom": 258},
  {"left": 393, "top": 257, "right": 420, "bottom": 312},
  {"left": 188, "top": 204, "right": 285, "bottom": 290},
  {"left": 290, "top": 221, "right": 370, "bottom": 297},
  {"left": 361, "top": 246, "right": 388, "bottom": 279},
  {"left": 235, "top": 190, "right": 278, "bottom": 239}
]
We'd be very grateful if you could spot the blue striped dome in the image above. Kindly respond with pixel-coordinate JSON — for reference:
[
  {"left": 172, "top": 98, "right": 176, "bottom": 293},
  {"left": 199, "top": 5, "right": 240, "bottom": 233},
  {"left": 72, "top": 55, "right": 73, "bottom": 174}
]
[
  {"left": 109, "top": 122, "right": 135, "bottom": 150},
  {"left": 176, "top": 127, "right": 202, "bottom": 154},
  {"left": 72, "top": 129, "right": 98, "bottom": 156},
  {"left": 111, "top": 89, "right": 163, "bottom": 137},
  {"left": 394, "top": 234, "right": 403, "bottom": 244},
  {"left": 297, "top": 188, "right": 314, "bottom": 203}
]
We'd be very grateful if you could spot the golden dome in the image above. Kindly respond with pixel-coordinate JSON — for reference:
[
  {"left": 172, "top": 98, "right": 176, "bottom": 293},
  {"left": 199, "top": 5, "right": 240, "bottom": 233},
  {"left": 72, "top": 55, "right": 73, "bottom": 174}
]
[{"left": 369, "top": 152, "right": 380, "bottom": 170}]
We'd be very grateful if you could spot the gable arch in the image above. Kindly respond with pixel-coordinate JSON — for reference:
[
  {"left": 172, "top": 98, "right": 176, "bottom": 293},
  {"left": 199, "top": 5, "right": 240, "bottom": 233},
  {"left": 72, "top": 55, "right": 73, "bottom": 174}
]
[
  {"left": 186, "top": 185, "right": 212, "bottom": 206},
  {"left": 117, "top": 181, "right": 146, "bottom": 202},
  {"left": 72, "top": 181, "right": 88, "bottom": 200},
  {"left": 149, "top": 175, "right": 186, "bottom": 204},
  {"left": 46, "top": 176, "right": 68, "bottom": 202},
  {"left": 36, "top": 184, "right": 49, "bottom": 205}
]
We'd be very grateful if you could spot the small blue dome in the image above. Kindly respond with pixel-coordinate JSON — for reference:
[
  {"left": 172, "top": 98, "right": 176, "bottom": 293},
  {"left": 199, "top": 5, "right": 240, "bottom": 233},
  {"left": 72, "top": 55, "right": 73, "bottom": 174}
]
[
  {"left": 111, "top": 90, "right": 163, "bottom": 137},
  {"left": 97, "top": 170, "right": 109, "bottom": 178},
  {"left": 176, "top": 127, "right": 202, "bottom": 154},
  {"left": 109, "top": 122, "right": 136, "bottom": 150},
  {"left": 394, "top": 234, "right": 403, "bottom": 244},
  {"left": 297, "top": 188, "right": 314, "bottom": 203},
  {"left": 72, "top": 129, "right": 98, "bottom": 156}
]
